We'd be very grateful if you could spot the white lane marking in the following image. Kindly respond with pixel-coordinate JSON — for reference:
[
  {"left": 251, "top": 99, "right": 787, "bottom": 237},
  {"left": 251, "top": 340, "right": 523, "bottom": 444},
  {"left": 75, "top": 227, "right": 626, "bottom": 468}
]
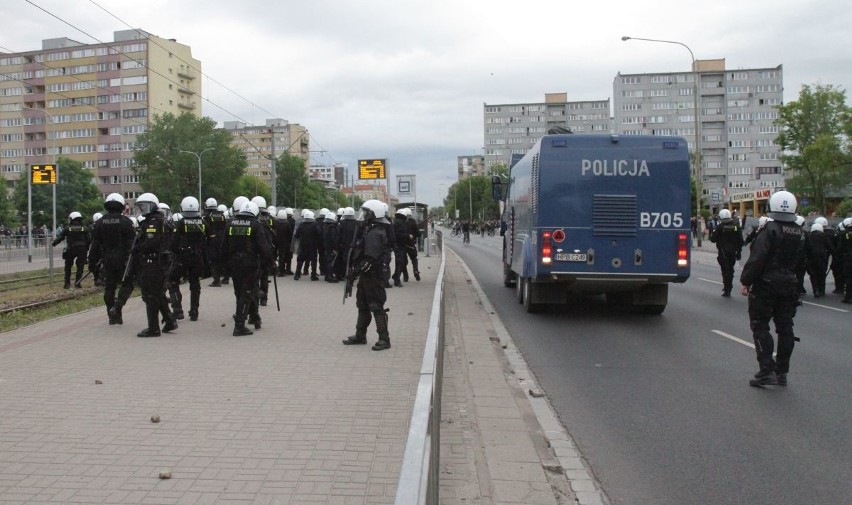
[
  {"left": 712, "top": 329, "right": 755, "bottom": 349},
  {"left": 800, "top": 300, "right": 849, "bottom": 313},
  {"left": 700, "top": 278, "right": 849, "bottom": 313}
]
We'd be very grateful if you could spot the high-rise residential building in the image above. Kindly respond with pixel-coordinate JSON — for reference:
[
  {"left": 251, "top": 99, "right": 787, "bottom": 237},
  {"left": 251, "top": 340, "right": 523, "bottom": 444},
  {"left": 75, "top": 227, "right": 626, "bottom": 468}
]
[
  {"left": 483, "top": 92, "right": 611, "bottom": 170},
  {"left": 457, "top": 155, "right": 485, "bottom": 180},
  {"left": 223, "top": 118, "right": 309, "bottom": 188},
  {"left": 613, "top": 59, "right": 784, "bottom": 213},
  {"left": 0, "top": 29, "right": 201, "bottom": 199}
]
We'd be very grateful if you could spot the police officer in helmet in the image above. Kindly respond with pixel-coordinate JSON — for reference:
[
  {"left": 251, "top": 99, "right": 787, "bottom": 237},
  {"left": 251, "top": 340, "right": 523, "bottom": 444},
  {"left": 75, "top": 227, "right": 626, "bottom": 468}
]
[
  {"left": 133, "top": 193, "right": 178, "bottom": 337},
  {"left": 342, "top": 199, "right": 391, "bottom": 351},
  {"left": 740, "top": 191, "right": 804, "bottom": 387},
  {"left": 169, "top": 196, "right": 207, "bottom": 321},
  {"left": 221, "top": 201, "right": 272, "bottom": 336},
  {"left": 89, "top": 193, "right": 135, "bottom": 324},
  {"left": 52, "top": 211, "right": 91, "bottom": 289},
  {"left": 710, "top": 208, "right": 744, "bottom": 296}
]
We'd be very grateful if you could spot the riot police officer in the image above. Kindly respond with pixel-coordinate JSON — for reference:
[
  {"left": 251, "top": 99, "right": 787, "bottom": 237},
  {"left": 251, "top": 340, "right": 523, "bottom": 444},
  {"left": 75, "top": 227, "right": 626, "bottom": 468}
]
[
  {"left": 52, "top": 211, "right": 90, "bottom": 289},
  {"left": 252, "top": 196, "right": 277, "bottom": 306},
  {"left": 710, "top": 208, "right": 744, "bottom": 296},
  {"left": 402, "top": 208, "right": 422, "bottom": 281},
  {"left": 839, "top": 218, "right": 852, "bottom": 304},
  {"left": 294, "top": 210, "right": 320, "bottom": 280},
  {"left": 274, "top": 208, "right": 294, "bottom": 276},
  {"left": 89, "top": 212, "right": 104, "bottom": 286},
  {"left": 323, "top": 210, "right": 340, "bottom": 282},
  {"left": 336, "top": 207, "right": 357, "bottom": 281},
  {"left": 169, "top": 197, "right": 207, "bottom": 321},
  {"left": 133, "top": 193, "right": 178, "bottom": 337},
  {"left": 342, "top": 199, "right": 391, "bottom": 351},
  {"left": 203, "top": 198, "right": 227, "bottom": 286},
  {"left": 221, "top": 200, "right": 273, "bottom": 336},
  {"left": 740, "top": 191, "right": 804, "bottom": 387},
  {"left": 391, "top": 208, "right": 409, "bottom": 287},
  {"left": 805, "top": 222, "right": 834, "bottom": 298},
  {"left": 89, "top": 193, "right": 135, "bottom": 324}
]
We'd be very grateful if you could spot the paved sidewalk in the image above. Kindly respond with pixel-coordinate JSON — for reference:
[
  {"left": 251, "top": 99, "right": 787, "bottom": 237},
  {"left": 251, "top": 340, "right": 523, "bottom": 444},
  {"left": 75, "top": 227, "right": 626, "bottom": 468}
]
[
  {"left": 0, "top": 245, "right": 583, "bottom": 505},
  {"left": 0, "top": 258, "right": 438, "bottom": 505}
]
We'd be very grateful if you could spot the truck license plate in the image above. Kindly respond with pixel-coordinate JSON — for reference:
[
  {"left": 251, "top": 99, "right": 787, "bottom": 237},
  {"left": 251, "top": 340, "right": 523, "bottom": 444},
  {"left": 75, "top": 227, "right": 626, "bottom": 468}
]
[{"left": 555, "top": 253, "right": 587, "bottom": 262}]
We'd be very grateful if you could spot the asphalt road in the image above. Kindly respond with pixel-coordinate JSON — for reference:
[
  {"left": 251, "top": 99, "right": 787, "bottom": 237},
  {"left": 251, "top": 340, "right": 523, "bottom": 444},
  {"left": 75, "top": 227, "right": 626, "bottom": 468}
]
[{"left": 444, "top": 229, "right": 852, "bottom": 505}]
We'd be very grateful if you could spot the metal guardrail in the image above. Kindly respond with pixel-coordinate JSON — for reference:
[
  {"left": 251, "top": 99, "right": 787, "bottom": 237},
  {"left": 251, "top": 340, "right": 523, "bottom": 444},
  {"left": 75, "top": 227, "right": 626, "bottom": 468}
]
[{"left": 394, "top": 230, "right": 445, "bottom": 505}]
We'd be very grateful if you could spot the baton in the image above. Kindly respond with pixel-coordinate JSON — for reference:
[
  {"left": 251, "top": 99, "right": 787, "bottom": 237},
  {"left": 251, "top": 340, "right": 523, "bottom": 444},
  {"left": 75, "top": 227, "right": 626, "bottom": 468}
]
[
  {"left": 74, "top": 270, "right": 92, "bottom": 288},
  {"left": 272, "top": 266, "right": 280, "bottom": 312}
]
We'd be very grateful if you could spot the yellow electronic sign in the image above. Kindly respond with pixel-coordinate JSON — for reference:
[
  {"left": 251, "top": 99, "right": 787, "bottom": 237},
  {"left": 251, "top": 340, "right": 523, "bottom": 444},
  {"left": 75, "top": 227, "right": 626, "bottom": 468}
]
[
  {"left": 31, "top": 164, "right": 57, "bottom": 185},
  {"left": 358, "top": 159, "right": 386, "bottom": 180}
]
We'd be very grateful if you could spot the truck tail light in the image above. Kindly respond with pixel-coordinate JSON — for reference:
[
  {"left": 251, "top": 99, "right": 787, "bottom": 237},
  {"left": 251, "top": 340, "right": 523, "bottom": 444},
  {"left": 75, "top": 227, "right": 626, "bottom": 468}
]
[
  {"left": 542, "top": 230, "right": 553, "bottom": 265},
  {"left": 677, "top": 233, "right": 688, "bottom": 268}
]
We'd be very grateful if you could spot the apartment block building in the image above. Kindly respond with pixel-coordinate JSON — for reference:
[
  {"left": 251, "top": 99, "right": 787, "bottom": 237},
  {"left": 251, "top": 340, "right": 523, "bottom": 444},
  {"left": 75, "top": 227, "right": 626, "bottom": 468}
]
[
  {"left": 223, "top": 118, "right": 309, "bottom": 186},
  {"left": 613, "top": 59, "right": 784, "bottom": 212},
  {"left": 457, "top": 155, "right": 485, "bottom": 180},
  {"left": 482, "top": 92, "right": 611, "bottom": 170},
  {"left": 0, "top": 29, "right": 201, "bottom": 199}
]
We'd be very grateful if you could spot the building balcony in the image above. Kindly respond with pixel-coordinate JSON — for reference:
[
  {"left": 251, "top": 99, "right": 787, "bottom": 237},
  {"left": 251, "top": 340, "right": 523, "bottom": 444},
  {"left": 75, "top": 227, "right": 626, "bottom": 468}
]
[
  {"left": 177, "top": 101, "right": 196, "bottom": 110},
  {"left": 177, "top": 71, "right": 195, "bottom": 80},
  {"left": 177, "top": 86, "right": 195, "bottom": 95}
]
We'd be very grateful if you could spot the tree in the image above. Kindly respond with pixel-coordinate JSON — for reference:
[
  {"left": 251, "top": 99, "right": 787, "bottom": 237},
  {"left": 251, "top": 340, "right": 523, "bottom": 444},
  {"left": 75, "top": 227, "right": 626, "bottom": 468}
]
[
  {"left": 776, "top": 84, "right": 852, "bottom": 214},
  {"left": 233, "top": 175, "right": 271, "bottom": 204},
  {"left": 0, "top": 192, "right": 16, "bottom": 228},
  {"left": 445, "top": 175, "right": 500, "bottom": 221},
  {"left": 12, "top": 157, "right": 101, "bottom": 229},
  {"left": 132, "top": 112, "right": 246, "bottom": 207}
]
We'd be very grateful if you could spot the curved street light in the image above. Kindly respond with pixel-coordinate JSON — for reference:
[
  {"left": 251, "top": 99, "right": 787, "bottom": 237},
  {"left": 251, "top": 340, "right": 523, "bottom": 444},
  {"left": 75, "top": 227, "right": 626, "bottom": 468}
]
[
  {"left": 621, "top": 35, "right": 703, "bottom": 246},
  {"left": 179, "top": 148, "right": 214, "bottom": 202}
]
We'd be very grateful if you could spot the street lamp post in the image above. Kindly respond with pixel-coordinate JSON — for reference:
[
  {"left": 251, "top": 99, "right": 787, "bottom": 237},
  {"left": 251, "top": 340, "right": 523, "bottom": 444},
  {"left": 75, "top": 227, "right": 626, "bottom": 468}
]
[
  {"left": 621, "top": 35, "right": 703, "bottom": 246},
  {"left": 180, "top": 148, "right": 214, "bottom": 202}
]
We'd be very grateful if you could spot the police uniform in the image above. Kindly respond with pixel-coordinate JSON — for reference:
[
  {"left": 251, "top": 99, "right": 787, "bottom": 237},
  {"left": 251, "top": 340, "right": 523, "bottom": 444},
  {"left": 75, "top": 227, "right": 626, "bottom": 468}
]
[
  {"left": 336, "top": 214, "right": 357, "bottom": 280},
  {"left": 294, "top": 216, "right": 320, "bottom": 280},
  {"left": 838, "top": 224, "right": 852, "bottom": 303},
  {"left": 710, "top": 215, "right": 744, "bottom": 296},
  {"left": 323, "top": 215, "right": 339, "bottom": 282},
  {"left": 221, "top": 206, "right": 272, "bottom": 335},
  {"left": 404, "top": 214, "right": 421, "bottom": 280},
  {"left": 740, "top": 218, "right": 804, "bottom": 386},
  {"left": 135, "top": 209, "right": 177, "bottom": 337},
  {"left": 204, "top": 207, "right": 227, "bottom": 286},
  {"left": 391, "top": 212, "right": 409, "bottom": 287},
  {"left": 52, "top": 215, "right": 90, "bottom": 289},
  {"left": 805, "top": 226, "right": 834, "bottom": 298},
  {"left": 257, "top": 211, "right": 277, "bottom": 305},
  {"left": 343, "top": 204, "right": 391, "bottom": 351},
  {"left": 170, "top": 212, "right": 207, "bottom": 320},
  {"left": 274, "top": 211, "right": 294, "bottom": 276},
  {"left": 89, "top": 205, "right": 135, "bottom": 324}
]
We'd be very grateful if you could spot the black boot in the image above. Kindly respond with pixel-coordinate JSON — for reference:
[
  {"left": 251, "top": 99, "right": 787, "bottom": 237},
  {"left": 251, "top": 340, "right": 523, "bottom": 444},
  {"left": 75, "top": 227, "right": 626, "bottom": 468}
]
[
  {"left": 108, "top": 305, "right": 123, "bottom": 325},
  {"left": 749, "top": 369, "right": 777, "bottom": 387},
  {"left": 414, "top": 270, "right": 421, "bottom": 281},
  {"left": 343, "top": 311, "right": 370, "bottom": 345},
  {"left": 138, "top": 304, "right": 161, "bottom": 337},
  {"left": 371, "top": 309, "right": 391, "bottom": 351},
  {"left": 209, "top": 278, "right": 221, "bottom": 287},
  {"left": 162, "top": 316, "right": 178, "bottom": 333},
  {"left": 248, "top": 314, "right": 262, "bottom": 330},
  {"left": 189, "top": 290, "right": 199, "bottom": 321},
  {"left": 233, "top": 314, "right": 253, "bottom": 336}
]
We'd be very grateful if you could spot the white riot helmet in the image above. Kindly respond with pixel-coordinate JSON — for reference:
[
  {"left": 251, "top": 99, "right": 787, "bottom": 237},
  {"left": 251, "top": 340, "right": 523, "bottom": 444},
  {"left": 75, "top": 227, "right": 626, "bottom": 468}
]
[
  {"left": 267, "top": 206, "right": 276, "bottom": 217},
  {"left": 758, "top": 216, "right": 772, "bottom": 228},
  {"left": 302, "top": 210, "right": 315, "bottom": 221},
  {"left": 276, "top": 209, "right": 288, "bottom": 219},
  {"left": 814, "top": 217, "right": 828, "bottom": 227},
  {"left": 795, "top": 215, "right": 806, "bottom": 227},
  {"left": 239, "top": 201, "right": 260, "bottom": 217},
  {"left": 217, "top": 204, "right": 228, "bottom": 213},
  {"left": 205, "top": 197, "right": 218, "bottom": 210},
  {"left": 232, "top": 196, "right": 250, "bottom": 213},
  {"left": 843, "top": 217, "right": 852, "bottom": 229},
  {"left": 69, "top": 211, "right": 83, "bottom": 222},
  {"left": 360, "top": 199, "right": 387, "bottom": 222},
  {"left": 251, "top": 196, "right": 267, "bottom": 214},
  {"left": 158, "top": 202, "right": 172, "bottom": 219},
  {"left": 300, "top": 209, "right": 309, "bottom": 218},
  {"left": 135, "top": 193, "right": 160, "bottom": 215},
  {"left": 343, "top": 207, "right": 355, "bottom": 219},
  {"left": 104, "top": 192, "right": 125, "bottom": 212},
  {"left": 285, "top": 207, "right": 294, "bottom": 217},
  {"left": 810, "top": 223, "right": 824, "bottom": 233},
  {"left": 180, "top": 196, "right": 200, "bottom": 216},
  {"left": 172, "top": 212, "right": 183, "bottom": 223},
  {"left": 718, "top": 209, "right": 732, "bottom": 220},
  {"left": 337, "top": 207, "right": 345, "bottom": 217},
  {"left": 326, "top": 211, "right": 338, "bottom": 222},
  {"left": 767, "top": 191, "right": 797, "bottom": 222},
  {"left": 92, "top": 212, "right": 103, "bottom": 222}
]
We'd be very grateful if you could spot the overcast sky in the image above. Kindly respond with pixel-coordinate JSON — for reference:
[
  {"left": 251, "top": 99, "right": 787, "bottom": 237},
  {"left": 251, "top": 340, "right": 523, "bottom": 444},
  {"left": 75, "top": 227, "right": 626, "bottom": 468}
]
[{"left": 3, "top": 0, "right": 851, "bottom": 207}]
